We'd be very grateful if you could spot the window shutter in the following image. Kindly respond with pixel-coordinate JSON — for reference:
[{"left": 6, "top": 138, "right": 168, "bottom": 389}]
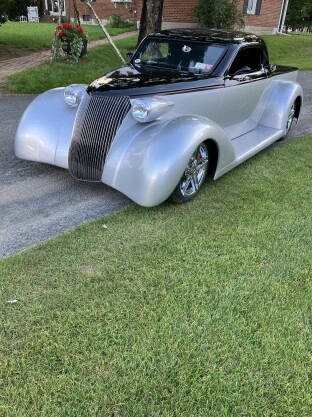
[
  {"left": 256, "top": 0, "right": 262, "bottom": 15},
  {"left": 243, "top": 0, "right": 248, "bottom": 14}
]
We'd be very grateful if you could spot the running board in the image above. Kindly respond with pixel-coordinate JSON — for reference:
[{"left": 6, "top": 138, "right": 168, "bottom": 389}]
[{"left": 215, "top": 126, "right": 284, "bottom": 179}]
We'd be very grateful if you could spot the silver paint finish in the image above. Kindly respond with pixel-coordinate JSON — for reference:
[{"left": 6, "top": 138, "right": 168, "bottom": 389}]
[
  {"left": 102, "top": 114, "right": 233, "bottom": 207},
  {"left": 15, "top": 88, "right": 77, "bottom": 169},
  {"left": 259, "top": 79, "right": 302, "bottom": 131},
  {"left": 15, "top": 73, "right": 303, "bottom": 207}
]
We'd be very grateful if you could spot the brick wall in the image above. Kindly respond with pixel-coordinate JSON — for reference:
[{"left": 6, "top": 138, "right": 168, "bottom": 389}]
[
  {"left": 162, "top": 0, "right": 195, "bottom": 23},
  {"left": 65, "top": 0, "right": 284, "bottom": 34},
  {"left": 65, "top": 0, "right": 135, "bottom": 23},
  {"left": 159, "top": 0, "right": 284, "bottom": 33},
  {"left": 238, "top": 0, "right": 283, "bottom": 29}
]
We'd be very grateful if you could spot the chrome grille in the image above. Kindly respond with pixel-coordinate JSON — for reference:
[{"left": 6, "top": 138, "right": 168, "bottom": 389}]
[{"left": 68, "top": 95, "right": 131, "bottom": 181}]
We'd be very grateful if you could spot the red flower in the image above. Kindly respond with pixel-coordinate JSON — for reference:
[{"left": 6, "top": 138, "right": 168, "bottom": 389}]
[{"left": 57, "top": 21, "right": 85, "bottom": 43}]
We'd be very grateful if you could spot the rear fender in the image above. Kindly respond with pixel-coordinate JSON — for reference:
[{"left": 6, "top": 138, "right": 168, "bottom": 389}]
[
  {"left": 103, "top": 115, "right": 234, "bottom": 207},
  {"left": 259, "top": 80, "right": 303, "bottom": 132}
]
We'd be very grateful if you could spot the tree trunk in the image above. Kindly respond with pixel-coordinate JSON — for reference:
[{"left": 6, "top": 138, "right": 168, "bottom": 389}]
[
  {"left": 137, "top": 0, "right": 164, "bottom": 45},
  {"left": 72, "top": 0, "right": 81, "bottom": 26}
]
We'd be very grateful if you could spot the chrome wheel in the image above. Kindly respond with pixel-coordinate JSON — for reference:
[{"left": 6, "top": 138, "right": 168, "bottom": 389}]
[
  {"left": 279, "top": 102, "right": 296, "bottom": 141},
  {"left": 286, "top": 103, "right": 295, "bottom": 135},
  {"left": 170, "top": 142, "right": 209, "bottom": 203}
]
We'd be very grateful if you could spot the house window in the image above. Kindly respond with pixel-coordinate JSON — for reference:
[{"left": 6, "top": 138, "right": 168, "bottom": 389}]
[
  {"left": 45, "top": 0, "right": 66, "bottom": 15},
  {"left": 244, "top": 0, "right": 262, "bottom": 16}
]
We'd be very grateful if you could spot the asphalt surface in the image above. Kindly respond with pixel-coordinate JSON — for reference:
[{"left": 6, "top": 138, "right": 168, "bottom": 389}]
[
  {"left": 0, "top": 95, "right": 130, "bottom": 257},
  {"left": 0, "top": 71, "right": 311, "bottom": 257}
]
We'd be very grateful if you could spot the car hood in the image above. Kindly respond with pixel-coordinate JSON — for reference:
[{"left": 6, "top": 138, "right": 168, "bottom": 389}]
[{"left": 87, "top": 65, "right": 224, "bottom": 97}]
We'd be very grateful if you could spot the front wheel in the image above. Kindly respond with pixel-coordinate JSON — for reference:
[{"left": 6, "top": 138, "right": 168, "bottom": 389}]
[{"left": 169, "top": 142, "right": 209, "bottom": 204}]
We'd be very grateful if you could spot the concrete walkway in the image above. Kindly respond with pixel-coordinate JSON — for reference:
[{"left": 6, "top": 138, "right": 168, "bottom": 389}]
[{"left": 0, "top": 31, "right": 136, "bottom": 92}]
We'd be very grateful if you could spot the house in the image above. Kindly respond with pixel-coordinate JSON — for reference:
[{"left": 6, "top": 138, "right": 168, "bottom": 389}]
[
  {"left": 40, "top": 0, "right": 288, "bottom": 35},
  {"left": 157, "top": 0, "right": 289, "bottom": 34}
]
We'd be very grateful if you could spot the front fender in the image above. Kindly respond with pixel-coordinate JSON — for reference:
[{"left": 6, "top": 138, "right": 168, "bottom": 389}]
[
  {"left": 14, "top": 88, "right": 77, "bottom": 169},
  {"left": 103, "top": 115, "right": 234, "bottom": 207}
]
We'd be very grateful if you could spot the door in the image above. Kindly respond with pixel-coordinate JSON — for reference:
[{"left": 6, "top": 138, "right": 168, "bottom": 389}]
[{"left": 221, "top": 46, "right": 269, "bottom": 139}]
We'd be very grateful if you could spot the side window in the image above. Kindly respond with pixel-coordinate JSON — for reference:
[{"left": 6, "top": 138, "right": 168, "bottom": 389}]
[
  {"left": 141, "top": 41, "right": 169, "bottom": 62},
  {"left": 228, "top": 47, "right": 264, "bottom": 76},
  {"left": 243, "top": 0, "right": 262, "bottom": 16}
]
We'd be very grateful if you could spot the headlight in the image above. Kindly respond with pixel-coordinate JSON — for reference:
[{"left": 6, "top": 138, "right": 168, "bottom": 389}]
[
  {"left": 132, "top": 99, "right": 150, "bottom": 122},
  {"left": 64, "top": 84, "right": 88, "bottom": 107},
  {"left": 131, "top": 97, "right": 174, "bottom": 123}
]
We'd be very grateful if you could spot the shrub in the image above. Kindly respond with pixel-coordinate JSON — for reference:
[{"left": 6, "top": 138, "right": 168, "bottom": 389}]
[
  {"left": 106, "top": 13, "right": 134, "bottom": 28},
  {"left": 194, "top": 0, "right": 244, "bottom": 30}
]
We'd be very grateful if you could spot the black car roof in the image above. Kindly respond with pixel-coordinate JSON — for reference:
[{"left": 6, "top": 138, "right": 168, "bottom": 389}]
[{"left": 153, "top": 28, "right": 263, "bottom": 45}]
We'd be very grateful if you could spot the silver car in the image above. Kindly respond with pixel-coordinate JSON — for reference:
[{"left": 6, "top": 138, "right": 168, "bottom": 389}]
[{"left": 15, "top": 29, "right": 303, "bottom": 207}]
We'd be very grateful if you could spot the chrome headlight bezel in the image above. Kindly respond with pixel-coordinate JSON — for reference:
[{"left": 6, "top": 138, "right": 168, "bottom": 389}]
[
  {"left": 131, "top": 97, "right": 174, "bottom": 123},
  {"left": 64, "top": 84, "right": 88, "bottom": 107},
  {"left": 131, "top": 99, "right": 150, "bottom": 122}
]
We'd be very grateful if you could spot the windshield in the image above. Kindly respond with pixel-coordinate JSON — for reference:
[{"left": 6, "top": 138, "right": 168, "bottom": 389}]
[{"left": 133, "top": 38, "right": 227, "bottom": 74}]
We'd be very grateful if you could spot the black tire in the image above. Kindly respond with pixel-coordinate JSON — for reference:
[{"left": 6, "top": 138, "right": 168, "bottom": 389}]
[{"left": 169, "top": 142, "right": 209, "bottom": 204}]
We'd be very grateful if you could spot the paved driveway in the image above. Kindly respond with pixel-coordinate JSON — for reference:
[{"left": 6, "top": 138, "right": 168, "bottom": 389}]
[
  {"left": 0, "top": 71, "right": 311, "bottom": 257},
  {"left": 0, "top": 95, "right": 130, "bottom": 257}
]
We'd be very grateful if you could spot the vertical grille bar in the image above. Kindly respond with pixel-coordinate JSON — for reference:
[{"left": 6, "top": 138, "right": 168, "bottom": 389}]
[{"left": 69, "top": 95, "right": 131, "bottom": 181}]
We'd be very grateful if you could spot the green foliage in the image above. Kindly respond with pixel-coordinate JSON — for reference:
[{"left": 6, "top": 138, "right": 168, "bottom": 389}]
[
  {"left": 0, "top": 0, "right": 9, "bottom": 24},
  {"left": 286, "top": 0, "right": 312, "bottom": 30},
  {"left": 106, "top": 13, "right": 135, "bottom": 28},
  {"left": 3, "top": 0, "right": 41, "bottom": 20},
  {"left": 194, "top": 0, "right": 244, "bottom": 29},
  {"left": 0, "top": 15, "right": 7, "bottom": 26},
  {"left": 1, "top": 135, "right": 312, "bottom": 416}
]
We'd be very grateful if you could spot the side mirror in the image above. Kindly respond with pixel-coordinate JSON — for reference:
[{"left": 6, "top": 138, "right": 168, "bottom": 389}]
[
  {"left": 127, "top": 52, "right": 134, "bottom": 61},
  {"left": 233, "top": 66, "right": 251, "bottom": 76}
]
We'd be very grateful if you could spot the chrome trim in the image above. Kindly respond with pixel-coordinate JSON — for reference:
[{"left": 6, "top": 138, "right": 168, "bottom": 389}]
[{"left": 69, "top": 95, "right": 131, "bottom": 181}]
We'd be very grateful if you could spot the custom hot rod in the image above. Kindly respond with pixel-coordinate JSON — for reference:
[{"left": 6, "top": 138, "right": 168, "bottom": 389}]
[{"left": 15, "top": 29, "right": 303, "bottom": 206}]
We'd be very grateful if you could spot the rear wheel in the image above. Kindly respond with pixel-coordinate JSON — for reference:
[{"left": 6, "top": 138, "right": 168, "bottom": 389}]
[
  {"left": 279, "top": 102, "right": 296, "bottom": 141},
  {"left": 169, "top": 142, "right": 209, "bottom": 203}
]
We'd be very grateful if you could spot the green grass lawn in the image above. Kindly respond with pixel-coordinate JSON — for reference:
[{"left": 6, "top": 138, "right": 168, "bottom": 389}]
[
  {"left": 4, "top": 36, "right": 138, "bottom": 94},
  {"left": 263, "top": 32, "right": 312, "bottom": 70},
  {"left": 0, "top": 21, "right": 136, "bottom": 50},
  {"left": 1, "top": 135, "right": 311, "bottom": 416}
]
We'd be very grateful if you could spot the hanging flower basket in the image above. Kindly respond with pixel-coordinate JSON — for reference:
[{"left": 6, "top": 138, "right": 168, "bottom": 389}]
[
  {"left": 57, "top": 23, "right": 88, "bottom": 63},
  {"left": 61, "top": 38, "right": 88, "bottom": 57}
]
